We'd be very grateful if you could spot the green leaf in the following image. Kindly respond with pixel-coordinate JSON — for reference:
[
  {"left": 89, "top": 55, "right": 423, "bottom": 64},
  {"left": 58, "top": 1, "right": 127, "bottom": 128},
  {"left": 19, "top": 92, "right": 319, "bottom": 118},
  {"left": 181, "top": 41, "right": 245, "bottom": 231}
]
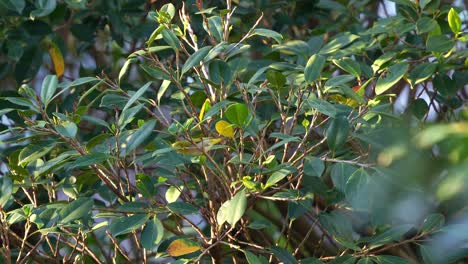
[
  {"left": 119, "top": 58, "right": 136, "bottom": 83},
  {"left": 368, "top": 225, "right": 413, "bottom": 248},
  {"left": 225, "top": 103, "right": 249, "bottom": 126},
  {"left": 209, "top": 60, "right": 232, "bottom": 85},
  {"left": 0, "top": 177, "right": 12, "bottom": 208},
  {"left": 266, "top": 71, "right": 286, "bottom": 90},
  {"left": 160, "top": 3, "right": 176, "bottom": 20},
  {"left": 69, "top": 153, "right": 110, "bottom": 169},
  {"left": 421, "top": 213, "right": 445, "bottom": 233},
  {"left": 269, "top": 246, "right": 297, "bottom": 264},
  {"left": 167, "top": 202, "right": 199, "bottom": 215},
  {"left": 426, "top": 35, "right": 454, "bottom": 53},
  {"left": 109, "top": 214, "right": 149, "bottom": 237},
  {"left": 331, "top": 163, "right": 357, "bottom": 192},
  {"left": 407, "top": 63, "right": 437, "bottom": 87},
  {"left": 306, "top": 98, "right": 337, "bottom": 118},
  {"left": 324, "top": 75, "right": 355, "bottom": 90},
  {"left": 59, "top": 198, "right": 93, "bottom": 224},
  {"left": 375, "top": 62, "right": 409, "bottom": 95},
  {"left": 410, "top": 99, "right": 429, "bottom": 119},
  {"left": 357, "top": 258, "right": 372, "bottom": 264},
  {"left": 208, "top": 16, "right": 223, "bottom": 41},
  {"left": 416, "top": 17, "right": 438, "bottom": 34},
  {"left": 40, "top": 75, "right": 58, "bottom": 107},
  {"left": 217, "top": 189, "right": 247, "bottom": 226},
  {"left": 345, "top": 168, "right": 371, "bottom": 210},
  {"left": 0, "top": 0, "right": 25, "bottom": 14},
  {"left": 64, "top": 0, "right": 87, "bottom": 9},
  {"left": 333, "top": 58, "right": 361, "bottom": 78},
  {"left": 245, "top": 251, "right": 269, "bottom": 264},
  {"left": 304, "top": 54, "right": 326, "bottom": 84},
  {"left": 373, "top": 255, "right": 411, "bottom": 264},
  {"left": 56, "top": 121, "right": 78, "bottom": 138},
  {"left": 119, "top": 119, "right": 156, "bottom": 157},
  {"left": 329, "top": 255, "right": 356, "bottom": 264},
  {"left": 30, "top": 0, "right": 56, "bottom": 17},
  {"left": 303, "top": 156, "right": 325, "bottom": 177},
  {"left": 18, "top": 143, "right": 56, "bottom": 166},
  {"left": 319, "top": 33, "right": 359, "bottom": 55},
  {"left": 141, "top": 218, "right": 164, "bottom": 249},
  {"left": 252, "top": 28, "right": 283, "bottom": 43},
  {"left": 448, "top": 8, "right": 461, "bottom": 34},
  {"left": 327, "top": 116, "right": 350, "bottom": 151},
  {"left": 122, "top": 82, "right": 151, "bottom": 112},
  {"left": 118, "top": 104, "right": 144, "bottom": 129},
  {"left": 419, "top": 0, "right": 432, "bottom": 10},
  {"left": 264, "top": 168, "right": 294, "bottom": 189},
  {"left": 162, "top": 29, "right": 180, "bottom": 50},
  {"left": 181, "top": 46, "right": 212, "bottom": 76}
]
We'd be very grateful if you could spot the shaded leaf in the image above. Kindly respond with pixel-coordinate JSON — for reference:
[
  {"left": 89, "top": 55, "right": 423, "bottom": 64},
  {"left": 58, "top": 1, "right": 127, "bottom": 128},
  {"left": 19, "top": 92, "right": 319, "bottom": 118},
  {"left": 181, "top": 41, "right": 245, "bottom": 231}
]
[{"left": 141, "top": 218, "right": 164, "bottom": 249}]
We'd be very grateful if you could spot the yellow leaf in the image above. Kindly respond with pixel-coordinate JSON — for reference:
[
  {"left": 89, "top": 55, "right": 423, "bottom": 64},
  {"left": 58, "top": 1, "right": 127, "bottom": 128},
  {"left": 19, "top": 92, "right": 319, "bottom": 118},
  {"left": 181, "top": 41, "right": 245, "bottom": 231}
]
[
  {"left": 48, "top": 43, "right": 64, "bottom": 77},
  {"left": 199, "top": 99, "right": 211, "bottom": 121},
  {"left": 166, "top": 239, "right": 200, "bottom": 257},
  {"left": 215, "top": 120, "right": 235, "bottom": 138}
]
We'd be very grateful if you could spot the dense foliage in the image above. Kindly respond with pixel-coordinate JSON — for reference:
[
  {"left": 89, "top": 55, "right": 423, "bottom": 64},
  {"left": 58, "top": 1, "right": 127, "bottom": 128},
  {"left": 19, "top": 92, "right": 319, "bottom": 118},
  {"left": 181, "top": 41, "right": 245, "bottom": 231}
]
[{"left": 0, "top": 0, "right": 467, "bottom": 263}]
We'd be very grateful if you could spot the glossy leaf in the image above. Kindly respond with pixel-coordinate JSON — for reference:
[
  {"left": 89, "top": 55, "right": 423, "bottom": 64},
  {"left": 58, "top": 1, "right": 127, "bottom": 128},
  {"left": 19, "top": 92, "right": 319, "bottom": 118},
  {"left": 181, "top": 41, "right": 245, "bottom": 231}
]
[
  {"left": 264, "top": 168, "right": 294, "bottom": 189},
  {"left": 375, "top": 62, "right": 409, "bottom": 95},
  {"left": 407, "top": 63, "right": 437, "bottom": 87},
  {"left": 252, "top": 28, "right": 283, "bottom": 43},
  {"left": 305, "top": 54, "right": 326, "bottom": 83},
  {"left": 448, "top": 8, "right": 461, "bottom": 33},
  {"left": 40, "top": 75, "right": 58, "bottom": 107}
]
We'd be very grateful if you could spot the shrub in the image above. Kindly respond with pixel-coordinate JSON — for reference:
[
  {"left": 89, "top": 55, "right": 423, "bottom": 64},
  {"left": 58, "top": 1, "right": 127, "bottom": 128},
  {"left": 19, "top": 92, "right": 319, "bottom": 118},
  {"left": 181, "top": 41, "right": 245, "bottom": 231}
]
[{"left": 0, "top": 1, "right": 467, "bottom": 263}]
